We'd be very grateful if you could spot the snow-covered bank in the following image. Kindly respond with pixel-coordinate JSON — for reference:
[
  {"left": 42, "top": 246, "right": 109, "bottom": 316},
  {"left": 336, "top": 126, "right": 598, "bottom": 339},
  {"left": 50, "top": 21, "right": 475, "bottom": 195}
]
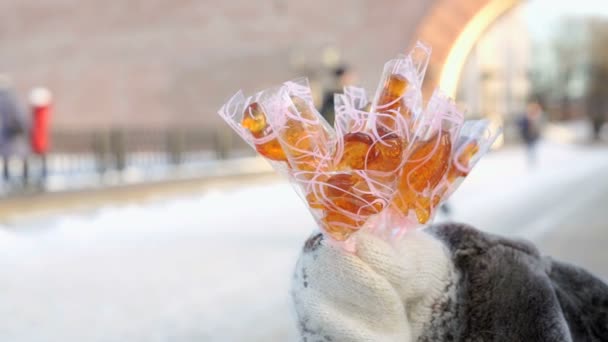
[{"left": 0, "top": 181, "right": 310, "bottom": 341}]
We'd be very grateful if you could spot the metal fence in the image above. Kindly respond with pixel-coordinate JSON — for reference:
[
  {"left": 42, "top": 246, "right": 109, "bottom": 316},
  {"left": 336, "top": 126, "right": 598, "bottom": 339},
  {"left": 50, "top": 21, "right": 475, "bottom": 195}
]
[{"left": 0, "top": 127, "right": 254, "bottom": 194}]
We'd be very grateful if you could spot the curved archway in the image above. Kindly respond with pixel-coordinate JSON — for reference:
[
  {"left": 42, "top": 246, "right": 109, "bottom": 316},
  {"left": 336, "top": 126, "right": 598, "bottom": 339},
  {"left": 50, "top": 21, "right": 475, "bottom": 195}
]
[{"left": 414, "top": 0, "right": 520, "bottom": 97}]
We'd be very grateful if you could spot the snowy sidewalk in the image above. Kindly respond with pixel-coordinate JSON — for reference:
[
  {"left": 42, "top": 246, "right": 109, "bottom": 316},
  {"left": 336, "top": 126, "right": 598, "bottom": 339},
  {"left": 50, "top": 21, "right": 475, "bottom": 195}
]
[
  {"left": 439, "top": 142, "right": 608, "bottom": 238},
  {"left": 1, "top": 142, "right": 607, "bottom": 341}
]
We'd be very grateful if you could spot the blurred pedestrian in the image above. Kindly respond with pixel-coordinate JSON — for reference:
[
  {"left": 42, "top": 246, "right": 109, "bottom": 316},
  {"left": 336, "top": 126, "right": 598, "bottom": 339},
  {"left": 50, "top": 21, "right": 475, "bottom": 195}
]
[
  {"left": 518, "top": 100, "right": 543, "bottom": 167},
  {"left": 0, "top": 75, "right": 29, "bottom": 184},
  {"left": 29, "top": 87, "right": 52, "bottom": 184},
  {"left": 320, "top": 65, "right": 357, "bottom": 126}
]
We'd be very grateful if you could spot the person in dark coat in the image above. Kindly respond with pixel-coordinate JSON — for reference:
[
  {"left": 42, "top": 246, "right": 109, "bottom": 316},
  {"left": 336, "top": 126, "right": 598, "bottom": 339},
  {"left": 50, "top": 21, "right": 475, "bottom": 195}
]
[
  {"left": 320, "top": 66, "right": 357, "bottom": 126},
  {"left": 0, "top": 76, "right": 28, "bottom": 182},
  {"left": 292, "top": 223, "right": 608, "bottom": 341},
  {"left": 518, "top": 100, "right": 543, "bottom": 166}
]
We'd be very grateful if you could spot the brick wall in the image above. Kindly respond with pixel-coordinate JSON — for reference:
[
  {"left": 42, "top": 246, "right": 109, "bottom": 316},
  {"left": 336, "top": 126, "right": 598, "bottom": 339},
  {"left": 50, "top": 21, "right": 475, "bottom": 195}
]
[{"left": 1, "top": 0, "right": 443, "bottom": 130}]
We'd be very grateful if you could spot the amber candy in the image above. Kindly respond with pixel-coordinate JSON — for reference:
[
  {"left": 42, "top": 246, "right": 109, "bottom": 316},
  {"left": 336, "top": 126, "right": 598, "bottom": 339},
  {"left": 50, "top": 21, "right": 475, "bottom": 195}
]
[
  {"left": 375, "top": 74, "right": 412, "bottom": 129},
  {"left": 241, "top": 102, "right": 287, "bottom": 162},
  {"left": 282, "top": 118, "right": 312, "bottom": 155},
  {"left": 411, "top": 141, "right": 480, "bottom": 217},
  {"left": 290, "top": 96, "right": 316, "bottom": 121},
  {"left": 378, "top": 74, "right": 409, "bottom": 108},
  {"left": 336, "top": 132, "right": 378, "bottom": 170},
  {"left": 281, "top": 96, "right": 331, "bottom": 172},
  {"left": 305, "top": 173, "right": 355, "bottom": 211},
  {"left": 290, "top": 95, "right": 329, "bottom": 146},
  {"left": 304, "top": 174, "right": 329, "bottom": 209},
  {"left": 281, "top": 121, "right": 314, "bottom": 170},
  {"left": 324, "top": 173, "right": 382, "bottom": 214},
  {"left": 322, "top": 211, "right": 361, "bottom": 241},
  {"left": 325, "top": 173, "right": 357, "bottom": 196},
  {"left": 368, "top": 127, "right": 404, "bottom": 172},
  {"left": 241, "top": 102, "right": 267, "bottom": 136},
  {"left": 400, "top": 131, "right": 452, "bottom": 192},
  {"left": 413, "top": 195, "right": 433, "bottom": 224},
  {"left": 447, "top": 141, "right": 479, "bottom": 182},
  {"left": 307, "top": 172, "right": 384, "bottom": 240},
  {"left": 393, "top": 130, "right": 452, "bottom": 223},
  {"left": 306, "top": 191, "right": 324, "bottom": 209}
]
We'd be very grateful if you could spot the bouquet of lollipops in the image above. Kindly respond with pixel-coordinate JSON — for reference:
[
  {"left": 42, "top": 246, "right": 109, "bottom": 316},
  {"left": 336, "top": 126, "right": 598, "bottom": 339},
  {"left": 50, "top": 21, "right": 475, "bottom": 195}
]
[{"left": 218, "top": 42, "right": 500, "bottom": 248}]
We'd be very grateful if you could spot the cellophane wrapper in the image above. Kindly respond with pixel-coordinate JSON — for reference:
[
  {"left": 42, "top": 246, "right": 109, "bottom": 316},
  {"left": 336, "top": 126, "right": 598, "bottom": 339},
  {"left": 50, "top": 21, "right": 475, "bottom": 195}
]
[{"left": 218, "top": 42, "right": 500, "bottom": 248}]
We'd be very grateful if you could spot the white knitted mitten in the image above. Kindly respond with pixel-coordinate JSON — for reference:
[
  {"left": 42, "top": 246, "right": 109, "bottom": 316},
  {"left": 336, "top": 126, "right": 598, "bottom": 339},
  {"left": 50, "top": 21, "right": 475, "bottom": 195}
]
[{"left": 291, "top": 229, "right": 456, "bottom": 342}]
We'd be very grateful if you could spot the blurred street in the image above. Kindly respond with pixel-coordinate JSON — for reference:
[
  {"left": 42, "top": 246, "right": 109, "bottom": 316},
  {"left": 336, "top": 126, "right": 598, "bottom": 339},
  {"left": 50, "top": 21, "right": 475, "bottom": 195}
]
[
  {"left": 442, "top": 143, "right": 608, "bottom": 279},
  {"left": 0, "top": 143, "right": 607, "bottom": 341},
  {"left": 533, "top": 176, "right": 608, "bottom": 279}
]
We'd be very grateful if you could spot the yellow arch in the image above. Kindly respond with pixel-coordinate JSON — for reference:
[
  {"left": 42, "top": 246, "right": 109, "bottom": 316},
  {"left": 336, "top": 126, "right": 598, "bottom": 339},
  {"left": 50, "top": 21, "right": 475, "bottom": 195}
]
[{"left": 438, "top": 0, "right": 520, "bottom": 97}]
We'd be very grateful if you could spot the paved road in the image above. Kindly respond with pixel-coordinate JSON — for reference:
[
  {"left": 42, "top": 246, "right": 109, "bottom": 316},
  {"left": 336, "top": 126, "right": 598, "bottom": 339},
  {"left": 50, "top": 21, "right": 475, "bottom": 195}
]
[
  {"left": 488, "top": 162, "right": 608, "bottom": 279},
  {"left": 441, "top": 146, "right": 608, "bottom": 279},
  {"left": 532, "top": 171, "right": 608, "bottom": 279}
]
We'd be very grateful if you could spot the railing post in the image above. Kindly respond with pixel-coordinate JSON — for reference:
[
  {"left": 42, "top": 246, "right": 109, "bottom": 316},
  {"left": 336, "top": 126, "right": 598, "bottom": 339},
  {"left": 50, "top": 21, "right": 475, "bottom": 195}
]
[
  {"left": 22, "top": 156, "right": 29, "bottom": 186},
  {"left": 110, "top": 129, "right": 126, "bottom": 171},
  {"left": 214, "top": 129, "right": 232, "bottom": 160},
  {"left": 40, "top": 154, "right": 47, "bottom": 181},
  {"left": 2, "top": 156, "right": 8, "bottom": 181},
  {"left": 166, "top": 129, "right": 184, "bottom": 165},
  {"left": 92, "top": 131, "right": 110, "bottom": 175}
]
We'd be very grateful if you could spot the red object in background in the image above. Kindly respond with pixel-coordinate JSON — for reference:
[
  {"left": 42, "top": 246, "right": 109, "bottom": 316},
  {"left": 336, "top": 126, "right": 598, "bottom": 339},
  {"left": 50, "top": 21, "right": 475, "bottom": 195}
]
[{"left": 31, "top": 103, "right": 51, "bottom": 155}]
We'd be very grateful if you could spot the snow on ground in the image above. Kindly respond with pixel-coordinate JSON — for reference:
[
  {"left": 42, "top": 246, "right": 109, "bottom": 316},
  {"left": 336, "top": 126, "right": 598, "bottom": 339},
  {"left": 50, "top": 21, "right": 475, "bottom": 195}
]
[
  {"left": 1, "top": 142, "right": 607, "bottom": 341},
  {"left": 0, "top": 181, "right": 312, "bottom": 341},
  {"left": 438, "top": 142, "right": 608, "bottom": 238}
]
